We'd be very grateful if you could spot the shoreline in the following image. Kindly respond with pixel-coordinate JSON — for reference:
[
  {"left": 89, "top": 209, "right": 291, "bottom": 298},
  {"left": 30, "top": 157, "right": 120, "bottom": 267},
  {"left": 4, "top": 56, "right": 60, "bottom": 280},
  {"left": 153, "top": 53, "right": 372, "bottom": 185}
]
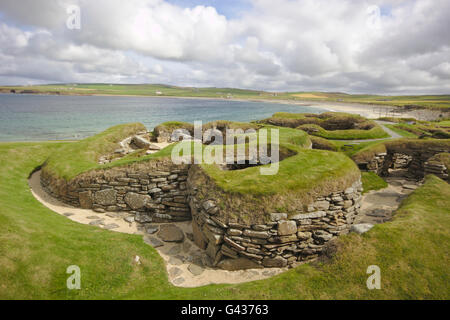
[{"left": 1, "top": 91, "right": 417, "bottom": 119}]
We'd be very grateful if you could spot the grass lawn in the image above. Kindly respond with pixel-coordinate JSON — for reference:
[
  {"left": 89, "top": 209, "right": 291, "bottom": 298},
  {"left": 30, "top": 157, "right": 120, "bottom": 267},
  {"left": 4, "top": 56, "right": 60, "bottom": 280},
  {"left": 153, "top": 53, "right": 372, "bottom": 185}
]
[
  {"left": 0, "top": 142, "right": 449, "bottom": 299},
  {"left": 298, "top": 124, "right": 389, "bottom": 140},
  {"left": 361, "top": 172, "right": 388, "bottom": 194},
  {"left": 384, "top": 124, "right": 418, "bottom": 138}
]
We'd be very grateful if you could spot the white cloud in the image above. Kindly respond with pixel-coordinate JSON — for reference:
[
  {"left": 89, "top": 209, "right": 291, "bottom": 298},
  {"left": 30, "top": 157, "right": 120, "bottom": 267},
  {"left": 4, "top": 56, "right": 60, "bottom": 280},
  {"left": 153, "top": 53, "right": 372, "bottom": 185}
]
[{"left": 0, "top": 0, "right": 449, "bottom": 94}]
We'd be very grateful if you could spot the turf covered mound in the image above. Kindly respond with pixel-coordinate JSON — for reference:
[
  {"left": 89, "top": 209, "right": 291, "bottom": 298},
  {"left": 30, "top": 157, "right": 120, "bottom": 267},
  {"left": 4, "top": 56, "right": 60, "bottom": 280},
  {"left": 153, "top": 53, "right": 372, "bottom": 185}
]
[
  {"left": 260, "top": 112, "right": 388, "bottom": 140},
  {"left": 41, "top": 121, "right": 360, "bottom": 223}
]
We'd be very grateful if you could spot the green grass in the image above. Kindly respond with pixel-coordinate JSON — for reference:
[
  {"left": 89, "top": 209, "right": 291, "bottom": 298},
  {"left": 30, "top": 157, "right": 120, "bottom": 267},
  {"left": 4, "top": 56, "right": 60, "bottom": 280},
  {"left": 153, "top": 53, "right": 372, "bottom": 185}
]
[
  {"left": 262, "top": 112, "right": 389, "bottom": 140},
  {"left": 329, "top": 140, "right": 390, "bottom": 158},
  {"left": 384, "top": 124, "right": 418, "bottom": 138},
  {"left": 287, "top": 92, "right": 450, "bottom": 110},
  {"left": 309, "top": 136, "right": 338, "bottom": 151},
  {"left": 0, "top": 142, "right": 448, "bottom": 299},
  {"left": 298, "top": 124, "right": 389, "bottom": 140},
  {"left": 361, "top": 172, "right": 388, "bottom": 194},
  {"left": 438, "top": 120, "right": 450, "bottom": 127},
  {"left": 200, "top": 126, "right": 358, "bottom": 196}
]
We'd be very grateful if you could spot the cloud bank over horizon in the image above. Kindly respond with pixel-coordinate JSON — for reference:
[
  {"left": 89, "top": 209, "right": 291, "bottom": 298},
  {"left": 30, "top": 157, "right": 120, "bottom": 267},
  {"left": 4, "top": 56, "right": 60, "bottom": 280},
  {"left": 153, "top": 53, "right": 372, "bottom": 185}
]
[{"left": 0, "top": 0, "right": 449, "bottom": 94}]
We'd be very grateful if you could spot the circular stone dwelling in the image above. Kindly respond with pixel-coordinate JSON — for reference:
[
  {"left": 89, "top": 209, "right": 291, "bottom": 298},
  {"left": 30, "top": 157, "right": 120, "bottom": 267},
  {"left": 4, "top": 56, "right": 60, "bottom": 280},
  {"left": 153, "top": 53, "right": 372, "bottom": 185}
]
[{"left": 39, "top": 120, "right": 363, "bottom": 270}]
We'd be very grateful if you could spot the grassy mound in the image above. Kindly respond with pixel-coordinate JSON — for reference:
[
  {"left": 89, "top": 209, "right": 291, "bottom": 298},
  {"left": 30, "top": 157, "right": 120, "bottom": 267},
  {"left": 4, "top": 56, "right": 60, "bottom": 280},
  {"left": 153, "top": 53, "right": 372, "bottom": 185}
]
[
  {"left": 1, "top": 143, "right": 448, "bottom": 299},
  {"left": 380, "top": 118, "right": 450, "bottom": 139},
  {"left": 309, "top": 136, "right": 339, "bottom": 151},
  {"left": 298, "top": 123, "right": 388, "bottom": 140},
  {"left": 153, "top": 121, "right": 194, "bottom": 136},
  {"left": 196, "top": 126, "right": 359, "bottom": 221},
  {"left": 42, "top": 123, "right": 147, "bottom": 180},
  {"left": 262, "top": 112, "right": 388, "bottom": 140}
]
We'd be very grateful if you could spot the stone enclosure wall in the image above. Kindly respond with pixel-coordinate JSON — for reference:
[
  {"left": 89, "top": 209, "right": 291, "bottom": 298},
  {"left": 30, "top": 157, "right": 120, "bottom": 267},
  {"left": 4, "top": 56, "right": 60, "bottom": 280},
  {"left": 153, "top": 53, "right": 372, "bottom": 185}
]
[
  {"left": 356, "top": 142, "right": 449, "bottom": 181},
  {"left": 40, "top": 162, "right": 191, "bottom": 223},
  {"left": 186, "top": 167, "right": 363, "bottom": 270},
  {"left": 40, "top": 159, "right": 364, "bottom": 269}
]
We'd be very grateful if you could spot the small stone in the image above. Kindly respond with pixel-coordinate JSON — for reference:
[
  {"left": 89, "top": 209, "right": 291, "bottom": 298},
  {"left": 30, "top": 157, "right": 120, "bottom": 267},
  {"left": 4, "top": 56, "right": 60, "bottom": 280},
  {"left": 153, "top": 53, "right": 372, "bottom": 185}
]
[
  {"left": 217, "top": 258, "right": 263, "bottom": 271},
  {"left": 131, "top": 135, "right": 151, "bottom": 149},
  {"left": 124, "top": 216, "right": 135, "bottom": 223},
  {"left": 173, "top": 277, "right": 185, "bottom": 285},
  {"left": 243, "top": 229, "right": 270, "bottom": 239},
  {"left": 103, "top": 223, "right": 120, "bottom": 230},
  {"left": 149, "top": 143, "right": 161, "bottom": 151},
  {"left": 94, "top": 189, "right": 117, "bottom": 206},
  {"left": 270, "top": 213, "right": 287, "bottom": 221},
  {"left": 146, "top": 226, "right": 159, "bottom": 234},
  {"left": 79, "top": 191, "right": 93, "bottom": 209},
  {"left": 158, "top": 224, "right": 185, "bottom": 243},
  {"left": 188, "top": 264, "right": 204, "bottom": 276},
  {"left": 297, "top": 231, "right": 312, "bottom": 240},
  {"left": 314, "top": 200, "right": 330, "bottom": 211},
  {"left": 345, "top": 187, "right": 354, "bottom": 194},
  {"left": 278, "top": 220, "right": 297, "bottom": 236},
  {"left": 202, "top": 200, "right": 216, "bottom": 212},
  {"left": 169, "top": 257, "right": 183, "bottom": 265},
  {"left": 262, "top": 256, "right": 287, "bottom": 268},
  {"left": 63, "top": 212, "right": 74, "bottom": 217},
  {"left": 168, "top": 245, "right": 182, "bottom": 255},
  {"left": 89, "top": 219, "right": 103, "bottom": 226},
  {"left": 124, "top": 192, "right": 151, "bottom": 210},
  {"left": 143, "top": 236, "right": 164, "bottom": 248},
  {"left": 94, "top": 208, "right": 105, "bottom": 213},
  {"left": 169, "top": 267, "right": 182, "bottom": 277},
  {"left": 351, "top": 223, "right": 374, "bottom": 234},
  {"left": 106, "top": 212, "right": 118, "bottom": 218}
]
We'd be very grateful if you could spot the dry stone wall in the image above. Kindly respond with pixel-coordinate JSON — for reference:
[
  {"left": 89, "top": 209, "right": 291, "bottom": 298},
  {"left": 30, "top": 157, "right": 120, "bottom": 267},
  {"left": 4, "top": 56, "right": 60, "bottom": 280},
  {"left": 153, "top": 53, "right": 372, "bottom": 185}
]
[
  {"left": 356, "top": 142, "right": 449, "bottom": 179},
  {"left": 424, "top": 158, "right": 448, "bottom": 182},
  {"left": 40, "top": 161, "right": 190, "bottom": 223},
  {"left": 41, "top": 159, "right": 365, "bottom": 270},
  {"left": 186, "top": 167, "right": 363, "bottom": 270}
]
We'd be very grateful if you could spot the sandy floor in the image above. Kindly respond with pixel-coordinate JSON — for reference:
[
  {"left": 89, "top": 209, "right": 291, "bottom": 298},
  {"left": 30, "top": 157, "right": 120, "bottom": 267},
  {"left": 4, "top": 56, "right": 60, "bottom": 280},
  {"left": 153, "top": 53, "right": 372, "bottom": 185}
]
[
  {"left": 28, "top": 170, "right": 287, "bottom": 287},
  {"left": 356, "top": 175, "right": 419, "bottom": 224}
]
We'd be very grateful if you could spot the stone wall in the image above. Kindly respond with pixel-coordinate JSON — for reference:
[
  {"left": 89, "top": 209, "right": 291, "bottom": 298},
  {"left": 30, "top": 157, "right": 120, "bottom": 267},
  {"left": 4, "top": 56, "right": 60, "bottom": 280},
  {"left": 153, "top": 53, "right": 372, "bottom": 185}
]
[
  {"left": 186, "top": 166, "right": 363, "bottom": 270},
  {"left": 356, "top": 142, "right": 449, "bottom": 179},
  {"left": 40, "top": 161, "right": 191, "bottom": 223},
  {"left": 424, "top": 158, "right": 448, "bottom": 182}
]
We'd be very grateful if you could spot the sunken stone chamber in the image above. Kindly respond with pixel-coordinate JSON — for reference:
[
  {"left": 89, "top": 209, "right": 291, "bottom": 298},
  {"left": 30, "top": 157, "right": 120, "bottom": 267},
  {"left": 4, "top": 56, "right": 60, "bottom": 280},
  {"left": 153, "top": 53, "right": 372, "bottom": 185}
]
[
  {"left": 40, "top": 160, "right": 363, "bottom": 270},
  {"left": 186, "top": 165, "right": 363, "bottom": 270},
  {"left": 40, "top": 161, "right": 191, "bottom": 223}
]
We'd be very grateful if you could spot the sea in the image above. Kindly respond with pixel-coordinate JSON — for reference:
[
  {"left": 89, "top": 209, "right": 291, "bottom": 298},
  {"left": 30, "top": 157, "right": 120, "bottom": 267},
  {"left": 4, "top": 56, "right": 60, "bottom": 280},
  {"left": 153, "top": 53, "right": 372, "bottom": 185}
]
[{"left": 0, "top": 94, "right": 326, "bottom": 141}]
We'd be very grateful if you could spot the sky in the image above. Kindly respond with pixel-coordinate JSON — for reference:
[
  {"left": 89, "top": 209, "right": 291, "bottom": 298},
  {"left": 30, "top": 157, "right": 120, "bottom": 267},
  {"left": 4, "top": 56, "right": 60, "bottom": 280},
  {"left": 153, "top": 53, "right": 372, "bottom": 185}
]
[{"left": 0, "top": 0, "right": 449, "bottom": 94}]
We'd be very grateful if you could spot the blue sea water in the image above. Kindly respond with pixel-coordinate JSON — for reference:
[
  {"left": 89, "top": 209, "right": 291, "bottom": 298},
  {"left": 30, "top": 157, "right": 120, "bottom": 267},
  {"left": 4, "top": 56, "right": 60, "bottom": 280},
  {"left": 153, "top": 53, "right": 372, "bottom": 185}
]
[{"left": 0, "top": 94, "right": 326, "bottom": 141}]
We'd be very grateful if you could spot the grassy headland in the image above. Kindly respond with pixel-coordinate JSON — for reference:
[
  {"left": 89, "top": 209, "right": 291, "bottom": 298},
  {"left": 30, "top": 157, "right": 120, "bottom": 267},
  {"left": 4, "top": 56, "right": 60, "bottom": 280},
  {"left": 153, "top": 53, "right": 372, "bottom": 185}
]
[{"left": 1, "top": 83, "right": 449, "bottom": 111}]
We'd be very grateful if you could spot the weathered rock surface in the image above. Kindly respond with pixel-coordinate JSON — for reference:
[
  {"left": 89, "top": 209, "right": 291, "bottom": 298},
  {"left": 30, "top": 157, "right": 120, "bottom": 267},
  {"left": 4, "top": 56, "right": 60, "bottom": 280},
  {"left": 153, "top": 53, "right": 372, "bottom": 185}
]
[
  {"left": 278, "top": 220, "right": 297, "bottom": 236},
  {"left": 124, "top": 192, "right": 151, "bottom": 210},
  {"left": 94, "top": 189, "right": 117, "bottom": 206},
  {"left": 144, "top": 236, "right": 164, "bottom": 248},
  {"left": 158, "top": 224, "right": 185, "bottom": 242},
  {"left": 351, "top": 223, "right": 374, "bottom": 234},
  {"left": 217, "top": 258, "right": 263, "bottom": 271},
  {"left": 79, "top": 191, "right": 92, "bottom": 209}
]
